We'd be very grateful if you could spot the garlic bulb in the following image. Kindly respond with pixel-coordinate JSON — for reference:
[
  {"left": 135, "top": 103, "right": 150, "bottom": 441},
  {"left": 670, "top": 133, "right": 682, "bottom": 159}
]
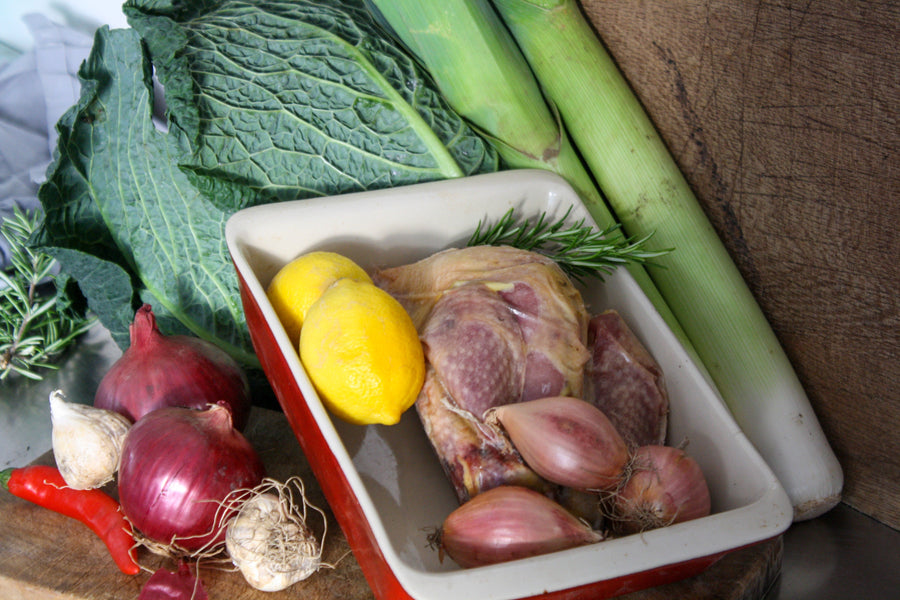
[
  {"left": 49, "top": 389, "right": 131, "bottom": 490},
  {"left": 225, "top": 478, "right": 327, "bottom": 592}
]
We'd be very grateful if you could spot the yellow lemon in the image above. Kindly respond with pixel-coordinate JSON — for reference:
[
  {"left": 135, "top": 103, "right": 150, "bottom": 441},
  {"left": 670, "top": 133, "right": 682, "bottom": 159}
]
[
  {"left": 266, "top": 251, "right": 372, "bottom": 347},
  {"left": 299, "top": 279, "right": 425, "bottom": 426}
]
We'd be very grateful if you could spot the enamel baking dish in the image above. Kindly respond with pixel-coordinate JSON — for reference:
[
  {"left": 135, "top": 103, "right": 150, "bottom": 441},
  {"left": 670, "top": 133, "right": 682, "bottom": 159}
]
[{"left": 225, "top": 169, "right": 792, "bottom": 600}]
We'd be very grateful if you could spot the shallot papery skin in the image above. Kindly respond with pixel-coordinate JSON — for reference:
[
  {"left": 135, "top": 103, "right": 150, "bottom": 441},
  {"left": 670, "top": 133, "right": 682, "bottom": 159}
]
[
  {"left": 94, "top": 304, "right": 251, "bottom": 430},
  {"left": 439, "top": 485, "right": 602, "bottom": 568},
  {"left": 612, "top": 445, "right": 711, "bottom": 535},
  {"left": 489, "top": 396, "right": 629, "bottom": 491},
  {"left": 118, "top": 404, "right": 265, "bottom": 553}
]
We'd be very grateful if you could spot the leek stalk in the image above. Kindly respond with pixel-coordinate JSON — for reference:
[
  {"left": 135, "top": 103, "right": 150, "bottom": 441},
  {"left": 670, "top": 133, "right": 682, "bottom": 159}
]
[
  {"left": 367, "top": 0, "right": 595, "bottom": 205},
  {"left": 490, "top": 0, "right": 842, "bottom": 519},
  {"left": 365, "top": 0, "right": 703, "bottom": 370}
]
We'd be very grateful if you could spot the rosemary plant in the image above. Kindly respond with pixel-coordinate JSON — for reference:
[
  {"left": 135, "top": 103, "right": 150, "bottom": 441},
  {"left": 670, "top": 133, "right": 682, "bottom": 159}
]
[
  {"left": 0, "top": 208, "right": 96, "bottom": 381},
  {"left": 467, "top": 206, "right": 670, "bottom": 282}
]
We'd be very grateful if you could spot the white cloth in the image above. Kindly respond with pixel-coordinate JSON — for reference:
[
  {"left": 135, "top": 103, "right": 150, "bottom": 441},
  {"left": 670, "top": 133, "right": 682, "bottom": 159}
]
[{"left": 0, "top": 14, "right": 92, "bottom": 268}]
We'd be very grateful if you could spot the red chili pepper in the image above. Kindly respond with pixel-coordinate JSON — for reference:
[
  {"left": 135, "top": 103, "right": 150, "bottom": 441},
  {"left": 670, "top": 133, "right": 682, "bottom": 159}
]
[{"left": 1, "top": 465, "right": 140, "bottom": 575}]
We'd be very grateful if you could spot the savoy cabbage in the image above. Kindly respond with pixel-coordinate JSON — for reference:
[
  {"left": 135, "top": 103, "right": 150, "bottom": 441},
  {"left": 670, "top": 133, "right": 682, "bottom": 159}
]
[{"left": 32, "top": 0, "right": 499, "bottom": 367}]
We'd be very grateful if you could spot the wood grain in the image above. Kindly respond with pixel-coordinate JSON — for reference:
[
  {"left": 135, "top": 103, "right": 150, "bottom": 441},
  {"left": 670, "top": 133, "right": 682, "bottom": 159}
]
[{"left": 579, "top": 0, "right": 900, "bottom": 528}]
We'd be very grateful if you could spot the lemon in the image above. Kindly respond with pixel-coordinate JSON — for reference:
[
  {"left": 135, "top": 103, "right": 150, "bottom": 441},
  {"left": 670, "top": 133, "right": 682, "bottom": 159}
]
[
  {"left": 266, "top": 251, "right": 373, "bottom": 347},
  {"left": 299, "top": 278, "right": 425, "bottom": 426}
]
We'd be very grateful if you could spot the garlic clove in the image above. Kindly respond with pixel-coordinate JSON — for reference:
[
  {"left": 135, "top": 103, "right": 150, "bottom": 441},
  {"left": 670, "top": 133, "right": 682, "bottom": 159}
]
[{"left": 49, "top": 389, "right": 131, "bottom": 490}]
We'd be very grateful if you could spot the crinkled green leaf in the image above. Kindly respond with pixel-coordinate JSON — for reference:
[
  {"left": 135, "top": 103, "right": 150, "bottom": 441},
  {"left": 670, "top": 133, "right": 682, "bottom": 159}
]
[
  {"left": 35, "top": 26, "right": 256, "bottom": 363},
  {"left": 33, "top": 0, "right": 498, "bottom": 367},
  {"left": 127, "top": 0, "right": 498, "bottom": 203},
  {"left": 31, "top": 60, "right": 139, "bottom": 349},
  {"left": 42, "top": 248, "right": 134, "bottom": 349}
]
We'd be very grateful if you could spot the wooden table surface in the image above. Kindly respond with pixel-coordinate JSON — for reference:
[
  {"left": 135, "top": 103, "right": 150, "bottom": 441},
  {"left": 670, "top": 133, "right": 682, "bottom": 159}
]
[{"left": 580, "top": 0, "right": 899, "bottom": 528}]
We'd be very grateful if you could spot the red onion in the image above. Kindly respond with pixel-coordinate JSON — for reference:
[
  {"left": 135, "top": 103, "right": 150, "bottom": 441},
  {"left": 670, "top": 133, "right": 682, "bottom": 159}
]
[
  {"left": 437, "top": 485, "right": 603, "bottom": 568},
  {"left": 611, "top": 445, "right": 711, "bottom": 535},
  {"left": 118, "top": 404, "right": 265, "bottom": 553},
  {"left": 138, "top": 562, "right": 208, "bottom": 600},
  {"left": 94, "top": 304, "right": 251, "bottom": 430},
  {"left": 487, "top": 396, "right": 629, "bottom": 491}
]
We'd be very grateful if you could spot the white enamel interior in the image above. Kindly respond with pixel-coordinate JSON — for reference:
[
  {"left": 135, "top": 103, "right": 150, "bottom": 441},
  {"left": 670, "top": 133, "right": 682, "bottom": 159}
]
[{"left": 226, "top": 169, "right": 792, "bottom": 600}]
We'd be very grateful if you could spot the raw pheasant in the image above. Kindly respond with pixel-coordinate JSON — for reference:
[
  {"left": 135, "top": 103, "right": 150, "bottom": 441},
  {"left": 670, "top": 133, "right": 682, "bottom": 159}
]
[
  {"left": 585, "top": 310, "right": 668, "bottom": 448},
  {"left": 375, "top": 245, "right": 668, "bottom": 504},
  {"left": 375, "top": 246, "right": 590, "bottom": 501}
]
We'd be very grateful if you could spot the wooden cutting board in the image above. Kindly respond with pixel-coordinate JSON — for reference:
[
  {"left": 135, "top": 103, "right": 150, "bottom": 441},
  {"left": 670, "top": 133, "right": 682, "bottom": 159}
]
[{"left": 0, "top": 408, "right": 780, "bottom": 600}]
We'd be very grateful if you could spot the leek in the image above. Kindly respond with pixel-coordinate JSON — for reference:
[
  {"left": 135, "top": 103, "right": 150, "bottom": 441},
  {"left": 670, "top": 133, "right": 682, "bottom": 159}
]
[
  {"left": 364, "top": 0, "right": 703, "bottom": 370},
  {"left": 490, "top": 0, "right": 842, "bottom": 519}
]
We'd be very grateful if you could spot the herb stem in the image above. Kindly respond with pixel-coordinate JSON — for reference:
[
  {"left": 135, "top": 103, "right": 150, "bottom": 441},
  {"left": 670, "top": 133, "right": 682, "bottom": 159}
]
[
  {"left": 467, "top": 206, "right": 670, "bottom": 282},
  {"left": 1, "top": 208, "right": 96, "bottom": 381}
]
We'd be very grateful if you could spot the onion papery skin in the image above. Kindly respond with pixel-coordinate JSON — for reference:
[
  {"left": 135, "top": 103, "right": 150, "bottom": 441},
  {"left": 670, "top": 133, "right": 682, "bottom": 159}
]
[
  {"left": 488, "top": 396, "right": 629, "bottom": 491},
  {"left": 94, "top": 304, "right": 251, "bottom": 430},
  {"left": 439, "top": 485, "right": 602, "bottom": 568},
  {"left": 118, "top": 404, "right": 265, "bottom": 553},
  {"left": 612, "top": 445, "right": 711, "bottom": 535}
]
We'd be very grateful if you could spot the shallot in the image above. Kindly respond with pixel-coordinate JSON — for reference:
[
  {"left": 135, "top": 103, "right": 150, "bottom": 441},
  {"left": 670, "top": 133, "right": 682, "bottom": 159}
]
[
  {"left": 610, "top": 445, "right": 711, "bottom": 535},
  {"left": 435, "top": 485, "right": 602, "bottom": 568},
  {"left": 94, "top": 304, "right": 251, "bottom": 430},
  {"left": 487, "top": 396, "right": 629, "bottom": 491},
  {"left": 224, "top": 477, "right": 330, "bottom": 591},
  {"left": 49, "top": 389, "right": 131, "bottom": 490},
  {"left": 117, "top": 403, "right": 265, "bottom": 554}
]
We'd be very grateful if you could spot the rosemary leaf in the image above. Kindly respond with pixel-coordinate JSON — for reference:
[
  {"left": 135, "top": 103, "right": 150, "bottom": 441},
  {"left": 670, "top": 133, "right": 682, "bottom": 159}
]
[
  {"left": 0, "top": 207, "right": 96, "bottom": 381},
  {"left": 467, "top": 206, "right": 670, "bottom": 282}
]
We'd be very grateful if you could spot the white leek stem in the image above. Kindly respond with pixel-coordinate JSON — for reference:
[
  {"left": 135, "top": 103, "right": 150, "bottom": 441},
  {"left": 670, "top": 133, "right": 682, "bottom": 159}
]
[{"left": 490, "top": 0, "right": 843, "bottom": 520}]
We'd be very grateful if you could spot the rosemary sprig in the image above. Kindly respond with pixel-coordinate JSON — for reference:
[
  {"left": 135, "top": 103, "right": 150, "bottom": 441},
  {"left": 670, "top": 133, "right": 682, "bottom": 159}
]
[
  {"left": 0, "top": 207, "right": 96, "bottom": 381},
  {"left": 467, "top": 206, "right": 671, "bottom": 282}
]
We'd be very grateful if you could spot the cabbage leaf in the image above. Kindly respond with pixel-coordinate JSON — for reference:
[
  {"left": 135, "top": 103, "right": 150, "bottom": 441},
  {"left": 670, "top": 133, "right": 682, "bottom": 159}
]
[{"left": 32, "top": 0, "right": 499, "bottom": 366}]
